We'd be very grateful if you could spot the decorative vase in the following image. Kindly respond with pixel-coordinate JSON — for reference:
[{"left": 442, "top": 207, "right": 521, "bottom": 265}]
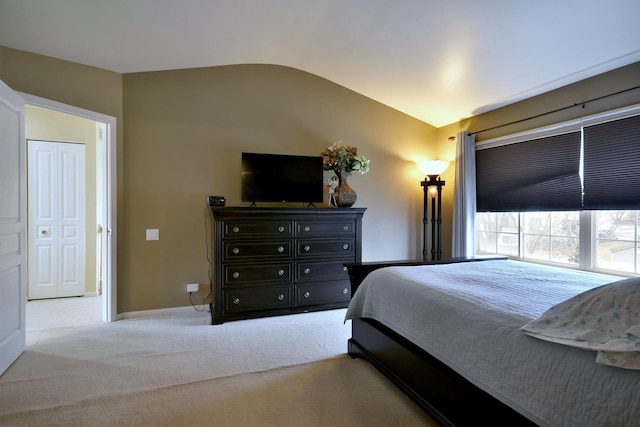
[{"left": 333, "top": 171, "right": 357, "bottom": 208}]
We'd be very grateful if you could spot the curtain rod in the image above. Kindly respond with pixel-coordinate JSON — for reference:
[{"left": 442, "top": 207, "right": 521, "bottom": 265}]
[{"left": 470, "top": 85, "right": 640, "bottom": 136}]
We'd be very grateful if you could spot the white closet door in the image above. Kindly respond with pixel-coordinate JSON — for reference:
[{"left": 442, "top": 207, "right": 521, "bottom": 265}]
[
  {"left": 28, "top": 140, "right": 85, "bottom": 299},
  {"left": 28, "top": 142, "right": 56, "bottom": 299},
  {"left": 57, "top": 143, "right": 86, "bottom": 297}
]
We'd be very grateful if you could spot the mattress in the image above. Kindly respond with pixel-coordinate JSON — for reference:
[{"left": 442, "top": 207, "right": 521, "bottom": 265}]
[{"left": 345, "top": 260, "right": 640, "bottom": 427}]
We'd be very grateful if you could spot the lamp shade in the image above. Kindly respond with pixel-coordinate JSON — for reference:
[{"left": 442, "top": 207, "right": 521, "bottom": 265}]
[{"left": 419, "top": 160, "right": 449, "bottom": 176}]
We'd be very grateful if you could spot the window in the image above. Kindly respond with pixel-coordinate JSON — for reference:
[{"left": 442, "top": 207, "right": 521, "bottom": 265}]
[
  {"left": 476, "top": 212, "right": 519, "bottom": 256},
  {"left": 595, "top": 210, "right": 640, "bottom": 273},
  {"left": 477, "top": 211, "right": 580, "bottom": 266},
  {"left": 477, "top": 210, "right": 640, "bottom": 274},
  {"left": 475, "top": 104, "right": 640, "bottom": 274},
  {"left": 522, "top": 211, "right": 580, "bottom": 265}
]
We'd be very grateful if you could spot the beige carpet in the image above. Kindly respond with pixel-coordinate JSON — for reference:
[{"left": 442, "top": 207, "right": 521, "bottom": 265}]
[
  {"left": 2, "top": 356, "right": 435, "bottom": 426},
  {"left": 0, "top": 297, "right": 437, "bottom": 426}
]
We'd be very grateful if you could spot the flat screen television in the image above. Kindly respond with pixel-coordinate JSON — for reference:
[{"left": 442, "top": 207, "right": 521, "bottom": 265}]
[{"left": 241, "top": 152, "right": 324, "bottom": 204}]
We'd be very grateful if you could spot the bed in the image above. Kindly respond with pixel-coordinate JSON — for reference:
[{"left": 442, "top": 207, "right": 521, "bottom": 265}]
[{"left": 344, "top": 258, "right": 640, "bottom": 426}]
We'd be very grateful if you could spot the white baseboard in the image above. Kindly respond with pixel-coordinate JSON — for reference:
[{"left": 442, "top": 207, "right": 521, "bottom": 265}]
[{"left": 117, "top": 304, "right": 208, "bottom": 320}]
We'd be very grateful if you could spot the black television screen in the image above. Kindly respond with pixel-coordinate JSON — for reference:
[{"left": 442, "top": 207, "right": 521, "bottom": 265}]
[{"left": 241, "top": 153, "right": 324, "bottom": 204}]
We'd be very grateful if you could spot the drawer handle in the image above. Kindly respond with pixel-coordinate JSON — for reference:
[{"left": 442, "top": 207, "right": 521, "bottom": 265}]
[
  {"left": 232, "top": 247, "right": 240, "bottom": 255},
  {"left": 342, "top": 266, "right": 348, "bottom": 271},
  {"left": 233, "top": 226, "right": 240, "bottom": 233},
  {"left": 304, "top": 245, "right": 311, "bottom": 252},
  {"left": 277, "top": 246, "right": 285, "bottom": 253},
  {"left": 342, "top": 244, "right": 349, "bottom": 250},
  {"left": 277, "top": 293, "right": 285, "bottom": 301},
  {"left": 342, "top": 288, "right": 349, "bottom": 294},
  {"left": 278, "top": 226, "right": 285, "bottom": 233},
  {"left": 233, "top": 298, "right": 240, "bottom": 305},
  {"left": 303, "top": 291, "right": 310, "bottom": 298},
  {"left": 304, "top": 225, "right": 311, "bottom": 232},
  {"left": 304, "top": 267, "right": 311, "bottom": 275},
  {"left": 343, "top": 225, "right": 349, "bottom": 231},
  {"left": 278, "top": 269, "right": 285, "bottom": 276},
  {"left": 232, "top": 272, "right": 240, "bottom": 279}
]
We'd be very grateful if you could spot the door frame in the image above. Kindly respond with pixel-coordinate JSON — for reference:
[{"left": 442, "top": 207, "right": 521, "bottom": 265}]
[{"left": 21, "top": 92, "right": 117, "bottom": 322}]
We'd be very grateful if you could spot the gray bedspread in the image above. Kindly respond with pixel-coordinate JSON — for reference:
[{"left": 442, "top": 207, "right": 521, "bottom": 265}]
[{"left": 345, "top": 260, "right": 640, "bottom": 427}]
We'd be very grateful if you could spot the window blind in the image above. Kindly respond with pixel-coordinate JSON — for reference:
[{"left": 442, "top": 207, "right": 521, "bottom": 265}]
[
  {"left": 583, "top": 114, "right": 640, "bottom": 210},
  {"left": 476, "top": 131, "right": 582, "bottom": 212}
]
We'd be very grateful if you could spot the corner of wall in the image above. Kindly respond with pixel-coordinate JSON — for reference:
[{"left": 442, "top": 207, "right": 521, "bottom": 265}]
[{"left": 0, "top": 46, "right": 6, "bottom": 80}]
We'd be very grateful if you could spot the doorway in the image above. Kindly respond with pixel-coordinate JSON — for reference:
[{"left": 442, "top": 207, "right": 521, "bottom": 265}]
[{"left": 22, "top": 93, "right": 117, "bottom": 322}]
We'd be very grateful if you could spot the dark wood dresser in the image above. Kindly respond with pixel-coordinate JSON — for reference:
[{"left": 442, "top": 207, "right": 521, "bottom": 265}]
[{"left": 210, "top": 207, "right": 366, "bottom": 324}]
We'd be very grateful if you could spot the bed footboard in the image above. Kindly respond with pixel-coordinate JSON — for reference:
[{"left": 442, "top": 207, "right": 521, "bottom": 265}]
[{"left": 349, "top": 318, "right": 534, "bottom": 427}]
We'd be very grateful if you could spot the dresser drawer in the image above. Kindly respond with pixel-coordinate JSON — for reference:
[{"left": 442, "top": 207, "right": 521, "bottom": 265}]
[
  {"left": 295, "top": 220, "right": 355, "bottom": 237},
  {"left": 224, "top": 263, "right": 292, "bottom": 286},
  {"left": 295, "top": 238, "right": 355, "bottom": 258},
  {"left": 296, "top": 281, "right": 351, "bottom": 307},
  {"left": 296, "top": 259, "right": 350, "bottom": 282},
  {"left": 224, "top": 240, "right": 292, "bottom": 261},
  {"left": 223, "top": 220, "right": 293, "bottom": 238},
  {"left": 224, "top": 285, "right": 292, "bottom": 313}
]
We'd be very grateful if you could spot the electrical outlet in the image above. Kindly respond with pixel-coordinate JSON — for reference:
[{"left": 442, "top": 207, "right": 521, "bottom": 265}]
[{"left": 186, "top": 283, "right": 199, "bottom": 293}]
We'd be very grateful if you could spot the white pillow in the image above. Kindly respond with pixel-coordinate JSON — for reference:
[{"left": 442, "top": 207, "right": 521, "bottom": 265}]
[{"left": 521, "top": 276, "right": 640, "bottom": 370}]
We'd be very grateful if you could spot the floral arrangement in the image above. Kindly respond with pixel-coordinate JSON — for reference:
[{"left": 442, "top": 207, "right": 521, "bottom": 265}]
[{"left": 320, "top": 141, "right": 370, "bottom": 175}]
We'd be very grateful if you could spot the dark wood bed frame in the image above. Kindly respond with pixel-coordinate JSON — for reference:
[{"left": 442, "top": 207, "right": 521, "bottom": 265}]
[{"left": 344, "top": 258, "right": 536, "bottom": 427}]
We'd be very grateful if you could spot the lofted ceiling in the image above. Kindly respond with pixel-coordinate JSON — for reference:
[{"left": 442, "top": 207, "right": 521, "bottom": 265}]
[{"left": 1, "top": 0, "right": 639, "bottom": 127}]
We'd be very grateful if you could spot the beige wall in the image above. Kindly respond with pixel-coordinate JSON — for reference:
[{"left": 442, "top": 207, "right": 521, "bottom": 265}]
[
  {"left": 25, "top": 106, "right": 99, "bottom": 295},
  {"left": 446, "top": 61, "right": 640, "bottom": 143},
  {"left": 0, "top": 47, "right": 123, "bottom": 118},
  {"left": 122, "top": 64, "right": 436, "bottom": 312},
  {"left": 0, "top": 46, "right": 440, "bottom": 314}
]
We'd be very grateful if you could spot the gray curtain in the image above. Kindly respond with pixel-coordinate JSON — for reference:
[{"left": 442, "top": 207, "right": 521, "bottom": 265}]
[{"left": 451, "top": 131, "right": 476, "bottom": 257}]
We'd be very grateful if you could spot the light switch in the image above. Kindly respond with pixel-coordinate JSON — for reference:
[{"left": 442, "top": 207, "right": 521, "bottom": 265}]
[{"left": 146, "top": 229, "right": 159, "bottom": 240}]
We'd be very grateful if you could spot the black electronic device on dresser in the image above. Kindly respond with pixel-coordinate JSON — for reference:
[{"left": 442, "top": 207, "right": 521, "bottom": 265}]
[{"left": 209, "top": 207, "right": 366, "bottom": 324}]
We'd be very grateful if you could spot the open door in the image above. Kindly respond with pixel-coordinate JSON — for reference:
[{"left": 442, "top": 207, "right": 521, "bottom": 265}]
[{"left": 0, "top": 79, "right": 26, "bottom": 376}]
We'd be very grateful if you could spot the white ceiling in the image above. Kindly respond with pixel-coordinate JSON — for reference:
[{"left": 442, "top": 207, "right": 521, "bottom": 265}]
[{"left": 1, "top": 0, "right": 639, "bottom": 127}]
